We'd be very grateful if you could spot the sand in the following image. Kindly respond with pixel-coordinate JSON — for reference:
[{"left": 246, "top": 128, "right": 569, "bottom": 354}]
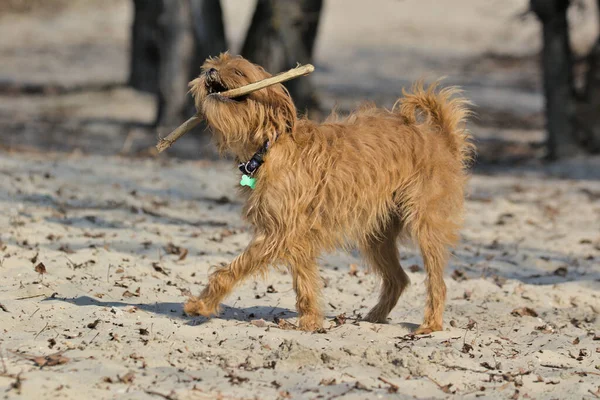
[{"left": 0, "top": 151, "right": 598, "bottom": 399}]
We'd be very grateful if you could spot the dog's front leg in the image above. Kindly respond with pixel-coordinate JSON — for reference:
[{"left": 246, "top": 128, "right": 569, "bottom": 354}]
[
  {"left": 291, "top": 259, "right": 324, "bottom": 331},
  {"left": 184, "top": 234, "right": 275, "bottom": 317}
]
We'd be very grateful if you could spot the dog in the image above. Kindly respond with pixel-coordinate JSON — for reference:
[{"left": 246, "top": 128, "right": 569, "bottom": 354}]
[{"left": 184, "top": 53, "right": 474, "bottom": 334}]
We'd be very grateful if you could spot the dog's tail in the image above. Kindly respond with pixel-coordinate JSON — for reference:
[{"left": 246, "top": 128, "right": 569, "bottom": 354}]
[{"left": 394, "top": 82, "right": 474, "bottom": 164}]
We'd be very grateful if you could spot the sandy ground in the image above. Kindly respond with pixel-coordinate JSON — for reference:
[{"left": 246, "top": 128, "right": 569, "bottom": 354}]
[
  {"left": 0, "top": 152, "right": 599, "bottom": 400},
  {"left": 0, "top": 1, "right": 600, "bottom": 399}
]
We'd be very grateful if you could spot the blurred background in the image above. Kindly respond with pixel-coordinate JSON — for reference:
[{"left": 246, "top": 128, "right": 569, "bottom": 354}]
[{"left": 1, "top": 0, "right": 600, "bottom": 166}]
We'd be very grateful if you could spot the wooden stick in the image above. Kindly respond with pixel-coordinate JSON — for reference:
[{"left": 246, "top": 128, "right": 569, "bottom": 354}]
[
  {"left": 215, "top": 63, "right": 314, "bottom": 99},
  {"left": 156, "top": 115, "right": 202, "bottom": 153},
  {"left": 156, "top": 63, "right": 314, "bottom": 153}
]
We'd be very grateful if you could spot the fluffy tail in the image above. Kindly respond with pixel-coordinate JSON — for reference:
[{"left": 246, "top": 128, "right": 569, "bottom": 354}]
[{"left": 394, "top": 82, "right": 474, "bottom": 164}]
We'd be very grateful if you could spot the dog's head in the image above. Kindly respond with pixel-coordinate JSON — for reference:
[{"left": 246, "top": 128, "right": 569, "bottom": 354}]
[{"left": 189, "top": 53, "right": 297, "bottom": 158}]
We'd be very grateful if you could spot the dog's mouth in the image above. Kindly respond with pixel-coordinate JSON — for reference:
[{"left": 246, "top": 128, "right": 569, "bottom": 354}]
[{"left": 206, "top": 79, "right": 228, "bottom": 95}]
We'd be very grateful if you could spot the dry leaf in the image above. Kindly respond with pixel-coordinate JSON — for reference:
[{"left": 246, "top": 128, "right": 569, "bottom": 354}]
[
  {"left": 349, "top": 264, "right": 359, "bottom": 276},
  {"left": 30, "top": 353, "right": 70, "bottom": 367},
  {"left": 87, "top": 319, "right": 101, "bottom": 329},
  {"left": 84, "top": 232, "right": 105, "bottom": 239},
  {"left": 408, "top": 264, "right": 421, "bottom": 272},
  {"left": 320, "top": 378, "right": 337, "bottom": 386},
  {"left": 266, "top": 285, "right": 277, "bottom": 293},
  {"left": 34, "top": 262, "right": 47, "bottom": 275},
  {"left": 276, "top": 319, "right": 297, "bottom": 330},
  {"left": 118, "top": 371, "right": 135, "bottom": 384},
  {"left": 165, "top": 243, "right": 188, "bottom": 261},
  {"left": 58, "top": 245, "right": 75, "bottom": 254},
  {"left": 451, "top": 269, "right": 467, "bottom": 282},
  {"left": 152, "top": 262, "right": 169, "bottom": 276},
  {"left": 251, "top": 319, "right": 268, "bottom": 328},
  {"left": 333, "top": 313, "right": 347, "bottom": 326},
  {"left": 511, "top": 307, "right": 538, "bottom": 318}
]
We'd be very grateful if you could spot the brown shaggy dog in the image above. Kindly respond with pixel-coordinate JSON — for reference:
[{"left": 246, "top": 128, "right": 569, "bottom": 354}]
[{"left": 184, "top": 53, "right": 474, "bottom": 334}]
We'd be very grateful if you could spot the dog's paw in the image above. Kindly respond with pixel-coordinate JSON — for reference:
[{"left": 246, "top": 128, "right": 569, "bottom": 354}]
[
  {"left": 414, "top": 323, "right": 442, "bottom": 335},
  {"left": 298, "top": 314, "right": 324, "bottom": 332},
  {"left": 184, "top": 297, "right": 218, "bottom": 317},
  {"left": 362, "top": 312, "right": 388, "bottom": 324}
]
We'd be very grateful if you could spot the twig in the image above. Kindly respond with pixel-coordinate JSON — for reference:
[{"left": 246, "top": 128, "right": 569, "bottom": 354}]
[
  {"left": 144, "top": 390, "right": 177, "bottom": 400},
  {"left": 156, "top": 63, "right": 314, "bottom": 153},
  {"left": 378, "top": 376, "right": 399, "bottom": 392},
  {"left": 15, "top": 294, "right": 47, "bottom": 300},
  {"left": 34, "top": 322, "right": 49, "bottom": 339},
  {"left": 29, "top": 308, "right": 39, "bottom": 319},
  {"left": 156, "top": 116, "right": 202, "bottom": 153},
  {"left": 540, "top": 363, "right": 571, "bottom": 370}
]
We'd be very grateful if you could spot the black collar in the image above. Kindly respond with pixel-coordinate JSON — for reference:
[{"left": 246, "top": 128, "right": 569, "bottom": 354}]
[{"left": 238, "top": 140, "right": 271, "bottom": 176}]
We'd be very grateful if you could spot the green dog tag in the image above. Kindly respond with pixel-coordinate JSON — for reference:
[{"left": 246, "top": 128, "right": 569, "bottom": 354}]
[{"left": 240, "top": 174, "right": 256, "bottom": 189}]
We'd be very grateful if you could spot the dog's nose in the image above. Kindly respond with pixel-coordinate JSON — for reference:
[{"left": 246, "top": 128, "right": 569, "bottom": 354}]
[{"left": 206, "top": 68, "right": 218, "bottom": 79}]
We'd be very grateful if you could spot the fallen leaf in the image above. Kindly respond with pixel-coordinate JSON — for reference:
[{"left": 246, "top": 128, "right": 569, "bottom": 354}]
[
  {"left": 553, "top": 266, "right": 568, "bottom": 277},
  {"left": 139, "top": 328, "right": 149, "bottom": 336},
  {"left": 30, "top": 353, "right": 70, "bottom": 367},
  {"left": 34, "top": 262, "right": 47, "bottom": 275},
  {"left": 30, "top": 252, "right": 39, "bottom": 264},
  {"left": 349, "top": 264, "right": 359, "bottom": 276},
  {"left": 333, "top": 313, "right": 347, "bottom": 326},
  {"left": 58, "top": 245, "right": 75, "bottom": 254},
  {"left": 511, "top": 307, "right": 538, "bottom": 318},
  {"left": 462, "top": 343, "right": 473, "bottom": 354},
  {"left": 164, "top": 243, "right": 188, "bottom": 261},
  {"left": 84, "top": 232, "right": 105, "bottom": 239},
  {"left": 152, "top": 262, "right": 169, "bottom": 276},
  {"left": 178, "top": 248, "right": 188, "bottom": 261},
  {"left": 276, "top": 318, "right": 297, "bottom": 330},
  {"left": 408, "top": 264, "right": 421, "bottom": 272},
  {"left": 451, "top": 269, "right": 467, "bottom": 282},
  {"left": 251, "top": 319, "right": 268, "bottom": 328},
  {"left": 118, "top": 371, "right": 135, "bottom": 384},
  {"left": 266, "top": 285, "right": 277, "bottom": 293},
  {"left": 87, "top": 319, "right": 101, "bottom": 329},
  {"left": 320, "top": 378, "right": 336, "bottom": 386},
  {"left": 0, "top": 303, "right": 8, "bottom": 312}
]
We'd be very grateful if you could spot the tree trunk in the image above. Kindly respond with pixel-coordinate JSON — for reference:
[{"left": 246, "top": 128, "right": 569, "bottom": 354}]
[
  {"left": 129, "top": 0, "right": 226, "bottom": 128},
  {"left": 129, "top": 0, "right": 162, "bottom": 93},
  {"left": 155, "top": 0, "right": 196, "bottom": 127},
  {"left": 574, "top": 0, "right": 600, "bottom": 153},
  {"left": 531, "top": 0, "right": 581, "bottom": 159},
  {"left": 241, "top": 0, "right": 323, "bottom": 116}
]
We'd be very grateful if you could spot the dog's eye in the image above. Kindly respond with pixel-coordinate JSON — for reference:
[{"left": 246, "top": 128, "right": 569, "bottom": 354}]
[{"left": 234, "top": 69, "right": 245, "bottom": 77}]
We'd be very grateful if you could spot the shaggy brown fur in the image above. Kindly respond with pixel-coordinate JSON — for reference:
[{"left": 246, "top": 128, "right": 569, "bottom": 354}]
[{"left": 184, "top": 53, "right": 474, "bottom": 334}]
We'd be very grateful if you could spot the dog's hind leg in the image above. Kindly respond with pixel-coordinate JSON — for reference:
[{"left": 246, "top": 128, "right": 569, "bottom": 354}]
[
  {"left": 361, "top": 216, "right": 410, "bottom": 323},
  {"left": 184, "top": 233, "right": 277, "bottom": 317},
  {"left": 413, "top": 221, "right": 451, "bottom": 334}
]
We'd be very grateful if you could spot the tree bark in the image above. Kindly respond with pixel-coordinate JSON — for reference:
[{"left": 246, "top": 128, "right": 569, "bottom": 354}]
[
  {"left": 129, "top": 0, "right": 162, "bottom": 93},
  {"left": 573, "top": 0, "right": 600, "bottom": 153},
  {"left": 129, "top": 0, "right": 226, "bottom": 128},
  {"left": 531, "top": 0, "right": 581, "bottom": 159},
  {"left": 241, "top": 0, "right": 323, "bottom": 116}
]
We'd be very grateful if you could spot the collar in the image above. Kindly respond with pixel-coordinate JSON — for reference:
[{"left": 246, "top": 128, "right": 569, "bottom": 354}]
[
  {"left": 238, "top": 140, "right": 270, "bottom": 176},
  {"left": 238, "top": 132, "right": 280, "bottom": 176}
]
